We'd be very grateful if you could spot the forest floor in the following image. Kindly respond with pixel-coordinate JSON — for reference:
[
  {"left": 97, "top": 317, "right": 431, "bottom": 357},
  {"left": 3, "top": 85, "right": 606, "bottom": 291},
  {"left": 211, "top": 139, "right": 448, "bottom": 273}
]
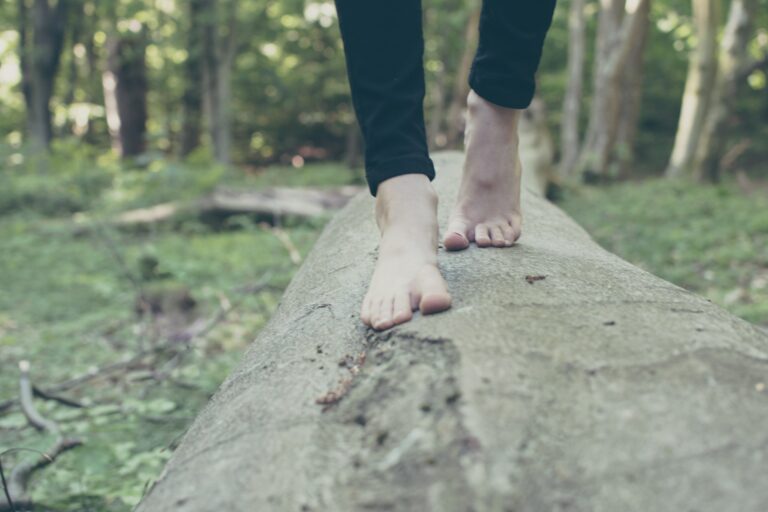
[{"left": 0, "top": 156, "right": 766, "bottom": 511}]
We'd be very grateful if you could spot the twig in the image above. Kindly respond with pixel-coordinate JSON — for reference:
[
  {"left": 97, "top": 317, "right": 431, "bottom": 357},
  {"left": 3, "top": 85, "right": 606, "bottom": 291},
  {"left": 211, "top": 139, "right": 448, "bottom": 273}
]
[
  {"left": 32, "top": 386, "right": 85, "bottom": 409},
  {"left": 0, "top": 456, "right": 14, "bottom": 512},
  {"left": 260, "top": 223, "right": 302, "bottom": 265},
  {"left": 19, "top": 362, "right": 58, "bottom": 434},
  {"left": 1, "top": 363, "right": 83, "bottom": 511},
  {"left": 2, "top": 441, "right": 82, "bottom": 510},
  {"left": 1, "top": 387, "right": 85, "bottom": 417},
  {"left": 0, "top": 274, "right": 277, "bottom": 417}
]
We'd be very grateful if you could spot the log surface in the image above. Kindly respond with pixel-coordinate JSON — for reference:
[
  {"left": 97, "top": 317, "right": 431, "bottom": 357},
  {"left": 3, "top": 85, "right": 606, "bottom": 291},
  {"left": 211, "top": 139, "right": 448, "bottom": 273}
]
[{"left": 137, "top": 151, "right": 768, "bottom": 512}]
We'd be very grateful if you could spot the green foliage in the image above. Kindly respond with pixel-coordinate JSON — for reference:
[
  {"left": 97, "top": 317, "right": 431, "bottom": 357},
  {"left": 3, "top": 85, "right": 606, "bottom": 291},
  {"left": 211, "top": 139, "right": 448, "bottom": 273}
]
[
  {"left": 0, "top": 159, "right": 353, "bottom": 511},
  {"left": 2, "top": 0, "right": 767, "bottom": 174},
  {"left": 561, "top": 179, "right": 768, "bottom": 325}
]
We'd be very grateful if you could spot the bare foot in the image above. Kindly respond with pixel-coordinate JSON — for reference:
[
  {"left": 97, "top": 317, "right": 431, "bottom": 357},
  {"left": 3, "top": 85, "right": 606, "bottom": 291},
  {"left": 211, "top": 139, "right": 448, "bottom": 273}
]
[
  {"left": 443, "top": 89, "right": 523, "bottom": 251},
  {"left": 361, "top": 174, "right": 452, "bottom": 330}
]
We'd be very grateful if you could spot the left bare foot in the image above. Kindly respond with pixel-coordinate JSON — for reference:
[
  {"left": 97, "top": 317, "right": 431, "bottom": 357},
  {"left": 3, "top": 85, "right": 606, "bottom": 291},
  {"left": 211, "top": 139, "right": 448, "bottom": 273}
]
[
  {"left": 361, "top": 174, "right": 451, "bottom": 331},
  {"left": 443, "top": 89, "right": 523, "bottom": 250}
]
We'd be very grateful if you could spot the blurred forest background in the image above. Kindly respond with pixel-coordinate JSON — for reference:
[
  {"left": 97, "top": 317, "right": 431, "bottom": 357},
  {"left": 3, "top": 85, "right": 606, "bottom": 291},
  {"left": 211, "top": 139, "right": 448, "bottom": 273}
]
[{"left": 0, "top": 0, "right": 766, "bottom": 510}]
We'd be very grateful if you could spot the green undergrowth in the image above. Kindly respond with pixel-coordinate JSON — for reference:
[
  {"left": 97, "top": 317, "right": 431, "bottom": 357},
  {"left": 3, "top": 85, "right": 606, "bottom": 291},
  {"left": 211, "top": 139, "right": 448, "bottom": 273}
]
[
  {"left": 560, "top": 178, "right": 768, "bottom": 326},
  {"left": 0, "top": 156, "right": 357, "bottom": 511}
]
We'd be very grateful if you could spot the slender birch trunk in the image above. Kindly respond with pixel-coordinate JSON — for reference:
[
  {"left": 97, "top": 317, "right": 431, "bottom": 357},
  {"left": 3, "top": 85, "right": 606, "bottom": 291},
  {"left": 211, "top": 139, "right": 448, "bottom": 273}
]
[
  {"left": 665, "top": 0, "right": 721, "bottom": 178},
  {"left": 579, "top": 0, "right": 651, "bottom": 180},
  {"left": 559, "top": 0, "right": 587, "bottom": 179},
  {"left": 615, "top": 0, "right": 651, "bottom": 177},
  {"left": 445, "top": 4, "right": 481, "bottom": 149},
  {"left": 692, "top": 0, "right": 754, "bottom": 182}
]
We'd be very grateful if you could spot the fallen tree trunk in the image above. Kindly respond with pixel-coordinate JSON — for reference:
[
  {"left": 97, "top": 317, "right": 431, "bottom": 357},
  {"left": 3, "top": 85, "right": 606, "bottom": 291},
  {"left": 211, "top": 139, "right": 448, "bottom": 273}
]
[
  {"left": 137, "top": 151, "right": 768, "bottom": 512},
  {"left": 73, "top": 185, "right": 362, "bottom": 229}
]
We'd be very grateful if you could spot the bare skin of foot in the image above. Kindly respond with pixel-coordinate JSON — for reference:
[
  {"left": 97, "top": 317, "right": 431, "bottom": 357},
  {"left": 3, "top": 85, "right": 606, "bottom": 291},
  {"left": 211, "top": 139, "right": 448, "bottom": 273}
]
[
  {"left": 361, "top": 174, "right": 452, "bottom": 330},
  {"left": 444, "top": 89, "right": 523, "bottom": 250}
]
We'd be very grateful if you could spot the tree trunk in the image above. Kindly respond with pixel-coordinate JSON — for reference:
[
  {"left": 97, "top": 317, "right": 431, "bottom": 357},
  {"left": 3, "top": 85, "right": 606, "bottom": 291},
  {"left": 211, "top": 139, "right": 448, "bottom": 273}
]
[
  {"left": 179, "top": 0, "right": 205, "bottom": 158},
  {"left": 344, "top": 121, "right": 363, "bottom": 169},
  {"left": 615, "top": 0, "right": 651, "bottom": 177},
  {"left": 103, "top": 32, "right": 148, "bottom": 158},
  {"left": 202, "top": 0, "right": 237, "bottom": 165},
  {"left": 520, "top": 93, "right": 556, "bottom": 196},
  {"left": 578, "top": 0, "right": 652, "bottom": 180},
  {"left": 135, "top": 151, "right": 768, "bottom": 512},
  {"left": 559, "top": 0, "right": 587, "bottom": 179},
  {"left": 62, "top": 1, "right": 82, "bottom": 108},
  {"left": 19, "top": 0, "right": 69, "bottom": 150},
  {"left": 445, "top": 4, "right": 481, "bottom": 149},
  {"left": 665, "top": 0, "right": 721, "bottom": 178},
  {"left": 427, "top": 64, "right": 448, "bottom": 149},
  {"left": 691, "top": 0, "right": 754, "bottom": 182}
]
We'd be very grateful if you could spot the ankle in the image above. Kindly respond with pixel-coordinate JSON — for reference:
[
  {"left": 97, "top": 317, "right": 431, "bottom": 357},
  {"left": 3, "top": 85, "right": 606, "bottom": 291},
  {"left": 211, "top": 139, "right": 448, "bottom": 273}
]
[
  {"left": 375, "top": 174, "right": 437, "bottom": 226},
  {"left": 467, "top": 89, "right": 522, "bottom": 126}
]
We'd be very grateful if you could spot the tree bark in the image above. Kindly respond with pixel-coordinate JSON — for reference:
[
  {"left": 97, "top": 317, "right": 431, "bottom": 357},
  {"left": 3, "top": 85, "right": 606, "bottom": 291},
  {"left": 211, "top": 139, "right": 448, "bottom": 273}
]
[
  {"left": 344, "top": 121, "right": 363, "bottom": 169},
  {"left": 201, "top": 0, "right": 238, "bottom": 165},
  {"left": 579, "top": 0, "right": 651, "bottom": 180},
  {"left": 559, "top": 0, "right": 587, "bottom": 179},
  {"left": 520, "top": 93, "right": 556, "bottom": 196},
  {"left": 614, "top": 0, "right": 651, "bottom": 177},
  {"left": 179, "top": 0, "right": 205, "bottom": 158},
  {"left": 103, "top": 31, "right": 148, "bottom": 158},
  {"left": 665, "top": 0, "right": 721, "bottom": 178},
  {"left": 691, "top": 0, "right": 754, "bottom": 182},
  {"left": 427, "top": 64, "right": 448, "bottom": 149},
  {"left": 18, "top": 0, "right": 69, "bottom": 150},
  {"left": 136, "top": 151, "right": 768, "bottom": 512},
  {"left": 445, "top": 4, "right": 481, "bottom": 149}
]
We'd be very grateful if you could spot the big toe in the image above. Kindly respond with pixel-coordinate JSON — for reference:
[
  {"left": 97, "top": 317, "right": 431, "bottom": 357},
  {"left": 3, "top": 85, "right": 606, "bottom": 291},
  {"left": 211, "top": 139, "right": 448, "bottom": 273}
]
[
  {"left": 443, "top": 231, "right": 470, "bottom": 251},
  {"left": 417, "top": 266, "right": 452, "bottom": 315},
  {"left": 420, "top": 292, "right": 452, "bottom": 315},
  {"left": 443, "top": 220, "right": 470, "bottom": 251}
]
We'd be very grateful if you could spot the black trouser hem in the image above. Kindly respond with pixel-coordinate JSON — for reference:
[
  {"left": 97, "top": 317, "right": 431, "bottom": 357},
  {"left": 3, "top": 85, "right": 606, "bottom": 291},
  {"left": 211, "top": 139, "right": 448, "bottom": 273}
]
[
  {"left": 366, "top": 155, "right": 436, "bottom": 196},
  {"left": 468, "top": 71, "right": 535, "bottom": 110}
]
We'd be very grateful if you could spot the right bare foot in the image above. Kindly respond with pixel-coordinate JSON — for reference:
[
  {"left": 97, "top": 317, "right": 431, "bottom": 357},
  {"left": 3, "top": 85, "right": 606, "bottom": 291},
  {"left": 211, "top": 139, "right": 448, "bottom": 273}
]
[
  {"left": 360, "top": 174, "right": 452, "bottom": 331},
  {"left": 443, "top": 89, "right": 524, "bottom": 251}
]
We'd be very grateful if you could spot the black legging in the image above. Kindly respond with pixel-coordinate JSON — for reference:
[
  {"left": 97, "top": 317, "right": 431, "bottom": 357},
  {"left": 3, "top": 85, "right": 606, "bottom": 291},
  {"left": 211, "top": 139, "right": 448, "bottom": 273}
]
[{"left": 334, "top": 0, "right": 557, "bottom": 195}]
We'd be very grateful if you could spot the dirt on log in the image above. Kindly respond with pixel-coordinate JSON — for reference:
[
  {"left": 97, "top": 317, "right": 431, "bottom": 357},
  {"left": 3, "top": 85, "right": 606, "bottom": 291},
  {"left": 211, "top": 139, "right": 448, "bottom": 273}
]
[{"left": 137, "top": 151, "right": 768, "bottom": 512}]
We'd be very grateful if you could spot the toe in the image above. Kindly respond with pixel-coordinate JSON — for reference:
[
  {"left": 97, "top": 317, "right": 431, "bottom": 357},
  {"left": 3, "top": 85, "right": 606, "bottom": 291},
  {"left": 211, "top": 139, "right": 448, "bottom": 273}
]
[
  {"left": 474, "top": 224, "right": 491, "bottom": 248},
  {"left": 444, "top": 231, "right": 470, "bottom": 251},
  {"left": 501, "top": 224, "right": 516, "bottom": 246},
  {"left": 443, "top": 220, "right": 470, "bottom": 251},
  {"left": 490, "top": 225, "right": 506, "bottom": 247},
  {"left": 360, "top": 296, "right": 373, "bottom": 326},
  {"left": 373, "top": 297, "right": 395, "bottom": 331},
  {"left": 417, "top": 267, "right": 452, "bottom": 315},
  {"left": 508, "top": 214, "right": 523, "bottom": 241},
  {"left": 369, "top": 298, "right": 384, "bottom": 329},
  {"left": 392, "top": 291, "right": 413, "bottom": 325}
]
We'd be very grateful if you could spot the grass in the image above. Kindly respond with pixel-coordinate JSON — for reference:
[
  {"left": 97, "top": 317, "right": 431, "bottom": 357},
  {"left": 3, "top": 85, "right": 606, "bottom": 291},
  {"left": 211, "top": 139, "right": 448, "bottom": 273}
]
[
  {"left": 0, "top": 157, "right": 347, "bottom": 511},
  {"left": 0, "top": 155, "right": 766, "bottom": 510},
  {"left": 559, "top": 178, "right": 768, "bottom": 326}
]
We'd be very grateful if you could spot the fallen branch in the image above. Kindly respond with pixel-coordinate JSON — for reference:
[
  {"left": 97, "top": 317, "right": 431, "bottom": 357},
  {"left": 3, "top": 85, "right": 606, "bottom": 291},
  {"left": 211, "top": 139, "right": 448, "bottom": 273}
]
[
  {"left": 261, "top": 223, "right": 302, "bottom": 265},
  {"left": 73, "top": 186, "right": 363, "bottom": 231},
  {"left": 31, "top": 386, "right": 86, "bottom": 409},
  {"left": 1, "top": 440, "right": 82, "bottom": 511},
  {"left": 0, "top": 274, "right": 275, "bottom": 417},
  {"left": 1, "top": 362, "right": 83, "bottom": 511},
  {"left": 19, "top": 362, "right": 58, "bottom": 434}
]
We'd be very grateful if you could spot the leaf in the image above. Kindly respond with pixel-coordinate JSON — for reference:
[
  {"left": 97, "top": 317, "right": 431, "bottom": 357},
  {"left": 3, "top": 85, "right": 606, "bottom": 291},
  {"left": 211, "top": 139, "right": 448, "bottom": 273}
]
[{"left": 0, "top": 413, "right": 27, "bottom": 429}]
